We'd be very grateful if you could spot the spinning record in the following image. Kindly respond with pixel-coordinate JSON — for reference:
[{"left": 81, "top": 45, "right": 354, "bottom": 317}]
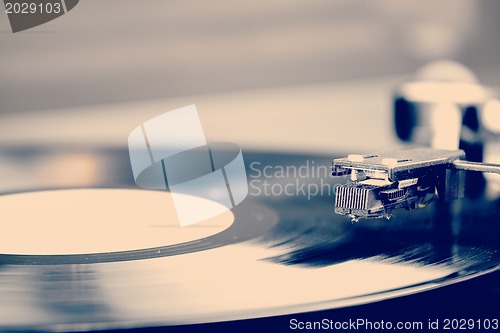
[{"left": 0, "top": 147, "right": 498, "bottom": 332}]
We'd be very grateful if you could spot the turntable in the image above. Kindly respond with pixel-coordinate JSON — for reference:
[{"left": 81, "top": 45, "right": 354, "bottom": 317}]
[{"left": 0, "top": 57, "right": 499, "bottom": 332}]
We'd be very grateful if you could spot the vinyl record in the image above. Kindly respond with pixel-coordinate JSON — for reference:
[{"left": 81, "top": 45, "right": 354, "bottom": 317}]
[{"left": 0, "top": 148, "right": 498, "bottom": 332}]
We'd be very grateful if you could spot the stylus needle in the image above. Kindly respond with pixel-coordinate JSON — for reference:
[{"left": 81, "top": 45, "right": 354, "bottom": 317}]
[{"left": 452, "top": 160, "right": 500, "bottom": 174}]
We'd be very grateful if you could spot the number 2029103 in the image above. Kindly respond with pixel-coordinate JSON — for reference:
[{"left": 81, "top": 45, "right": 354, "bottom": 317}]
[{"left": 5, "top": 2, "right": 62, "bottom": 14}]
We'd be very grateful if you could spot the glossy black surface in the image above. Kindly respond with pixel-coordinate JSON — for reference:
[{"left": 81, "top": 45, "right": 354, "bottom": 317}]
[{"left": 0, "top": 147, "right": 498, "bottom": 332}]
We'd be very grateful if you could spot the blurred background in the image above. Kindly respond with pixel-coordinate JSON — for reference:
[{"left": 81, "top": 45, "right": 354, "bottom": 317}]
[
  {"left": 1, "top": 2, "right": 500, "bottom": 328},
  {"left": 1, "top": 0, "right": 500, "bottom": 190},
  {"left": 1, "top": 0, "right": 500, "bottom": 113}
]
